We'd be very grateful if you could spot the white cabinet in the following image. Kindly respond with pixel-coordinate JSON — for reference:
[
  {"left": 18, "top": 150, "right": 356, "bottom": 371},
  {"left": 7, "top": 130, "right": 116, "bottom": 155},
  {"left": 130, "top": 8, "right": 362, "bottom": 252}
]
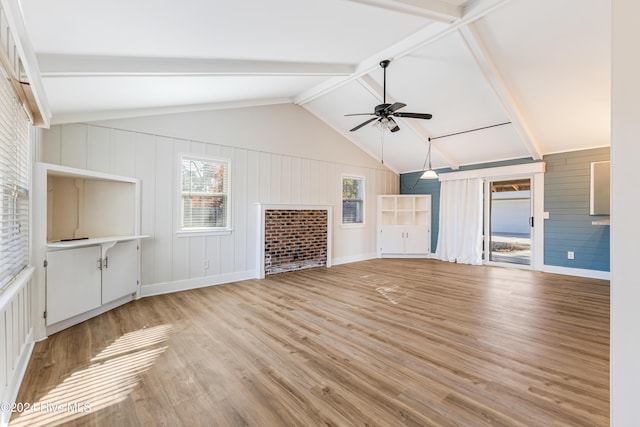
[
  {"left": 46, "top": 240, "right": 139, "bottom": 325},
  {"left": 377, "top": 195, "right": 431, "bottom": 257},
  {"left": 46, "top": 246, "right": 102, "bottom": 325},
  {"left": 102, "top": 240, "right": 138, "bottom": 304},
  {"left": 34, "top": 162, "right": 148, "bottom": 336}
]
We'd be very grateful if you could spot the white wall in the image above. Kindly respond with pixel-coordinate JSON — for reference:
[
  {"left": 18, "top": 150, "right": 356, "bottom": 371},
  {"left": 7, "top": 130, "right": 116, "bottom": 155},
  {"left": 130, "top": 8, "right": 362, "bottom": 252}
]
[
  {"left": 36, "top": 103, "right": 398, "bottom": 294},
  {"left": 611, "top": 1, "right": 640, "bottom": 424}
]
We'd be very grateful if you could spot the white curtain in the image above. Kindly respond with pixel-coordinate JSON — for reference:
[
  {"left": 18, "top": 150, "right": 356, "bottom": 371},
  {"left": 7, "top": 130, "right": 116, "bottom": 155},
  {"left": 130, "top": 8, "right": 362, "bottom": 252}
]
[{"left": 435, "top": 178, "right": 484, "bottom": 265}]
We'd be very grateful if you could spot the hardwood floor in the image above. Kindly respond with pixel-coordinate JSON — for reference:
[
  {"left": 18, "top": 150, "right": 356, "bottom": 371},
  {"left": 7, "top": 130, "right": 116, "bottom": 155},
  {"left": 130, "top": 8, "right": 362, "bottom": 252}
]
[{"left": 11, "top": 259, "right": 609, "bottom": 426}]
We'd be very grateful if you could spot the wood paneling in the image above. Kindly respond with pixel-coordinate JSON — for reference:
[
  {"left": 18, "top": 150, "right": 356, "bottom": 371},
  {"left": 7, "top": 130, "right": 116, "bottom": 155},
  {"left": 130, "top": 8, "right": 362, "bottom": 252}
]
[
  {"left": 11, "top": 260, "right": 609, "bottom": 426},
  {"left": 544, "top": 148, "right": 610, "bottom": 271},
  {"left": 37, "top": 123, "right": 398, "bottom": 291},
  {"left": 0, "top": 272, "right": 33, "bottom": 426}
]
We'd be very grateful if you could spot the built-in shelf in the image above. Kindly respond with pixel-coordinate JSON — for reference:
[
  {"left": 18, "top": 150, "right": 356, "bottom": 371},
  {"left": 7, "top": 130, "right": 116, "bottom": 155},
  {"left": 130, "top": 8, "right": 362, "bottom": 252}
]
[
  {"left": 48, "top": 235, "right": 149, "bottom": 249},
  {"left": 591, "top": 218, "right": 610, "bottom": 226},
  {"left": 34, "top": 162, "right": 147, "bottom": 337}
]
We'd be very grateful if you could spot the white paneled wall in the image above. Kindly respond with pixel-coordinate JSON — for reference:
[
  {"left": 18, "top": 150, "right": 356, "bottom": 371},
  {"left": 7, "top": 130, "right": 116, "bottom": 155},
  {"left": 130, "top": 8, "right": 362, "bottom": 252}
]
[
  {"left": 0, "top": 269, "right": 35, "bottom": 426},
  {"left": 37, "top": 111, "right": 397, "bottom": 294}
]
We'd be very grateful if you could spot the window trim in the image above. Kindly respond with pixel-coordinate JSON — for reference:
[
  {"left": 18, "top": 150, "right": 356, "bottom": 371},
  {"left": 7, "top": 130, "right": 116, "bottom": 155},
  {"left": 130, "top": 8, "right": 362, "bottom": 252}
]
[
  {"left": 177, "top": 153, "right": 232, "bottom": 235},
  {"left": 341, "top": 174, "right": 365, "bottom": 227}
]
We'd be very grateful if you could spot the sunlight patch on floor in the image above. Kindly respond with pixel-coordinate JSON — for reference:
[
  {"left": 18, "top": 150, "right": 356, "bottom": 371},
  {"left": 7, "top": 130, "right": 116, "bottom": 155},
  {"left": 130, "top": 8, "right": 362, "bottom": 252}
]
[{"left": 10, "top": 325, "right": 173, "bottom": 427}]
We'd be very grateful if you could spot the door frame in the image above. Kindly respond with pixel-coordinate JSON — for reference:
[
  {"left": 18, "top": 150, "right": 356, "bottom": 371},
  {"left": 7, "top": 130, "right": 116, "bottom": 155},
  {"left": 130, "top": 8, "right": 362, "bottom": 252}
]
[
  {"left": 483, "top": 174, "right": 539, "bottom": 270},
  {"left": 438, "top": 162, "right": 545, "bottom": 271}
]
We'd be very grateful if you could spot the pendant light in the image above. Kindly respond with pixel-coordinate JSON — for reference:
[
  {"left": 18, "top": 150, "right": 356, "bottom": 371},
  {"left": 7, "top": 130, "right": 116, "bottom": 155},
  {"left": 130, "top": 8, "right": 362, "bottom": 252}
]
[{"left": 420, "top": 138, "right": 439, "bottom": 179}]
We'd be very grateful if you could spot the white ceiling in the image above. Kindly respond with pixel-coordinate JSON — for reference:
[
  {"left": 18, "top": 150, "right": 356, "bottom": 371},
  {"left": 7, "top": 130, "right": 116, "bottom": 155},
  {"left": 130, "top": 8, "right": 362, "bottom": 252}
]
[{"left": 18, "top": 0, "right": 610, "bottom": 173}]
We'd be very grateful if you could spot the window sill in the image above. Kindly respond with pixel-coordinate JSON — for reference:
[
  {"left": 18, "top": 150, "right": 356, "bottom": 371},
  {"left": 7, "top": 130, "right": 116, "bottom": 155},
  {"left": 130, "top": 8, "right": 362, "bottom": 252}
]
[
  {"left": 176, "top": 228, "right": 233, "bottom": 237},
  {"left": 341, "top": 223, "right": 366, "bottom": 229}
]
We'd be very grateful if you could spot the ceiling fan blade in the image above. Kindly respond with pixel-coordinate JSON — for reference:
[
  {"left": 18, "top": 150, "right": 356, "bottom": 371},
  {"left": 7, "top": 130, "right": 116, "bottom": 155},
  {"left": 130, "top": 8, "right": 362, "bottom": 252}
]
[
  {"left": 385, "top": 102, "right": 406, "bottom": 113},
  {"left": 349, "top": 117, "right": 378, "bottom": 132},
  {"left": 345, "top": 113, "right": 375, "bottom": 117},
  {"left": 388, "top": 117, "right": 400, "bottom": 133},
  {"left": 392, "top": 112, "right": 433, "bottom": 119}
]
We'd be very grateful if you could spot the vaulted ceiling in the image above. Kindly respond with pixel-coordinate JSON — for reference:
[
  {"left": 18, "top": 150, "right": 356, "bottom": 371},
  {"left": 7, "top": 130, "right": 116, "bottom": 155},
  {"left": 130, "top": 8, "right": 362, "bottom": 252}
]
[{"left": 18, "top": 0, "right": 610, "bottom": 173}]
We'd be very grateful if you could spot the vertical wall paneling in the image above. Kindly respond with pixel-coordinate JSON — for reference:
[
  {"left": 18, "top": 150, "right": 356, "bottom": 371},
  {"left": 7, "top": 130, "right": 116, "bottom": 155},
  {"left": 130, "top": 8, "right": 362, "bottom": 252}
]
[
  {"left": 0, "top": 273, "right": 35, "bottom": 426},
  {"left": 300, "top": 158, "right": 311, "bottom": 205},
  {"left": 153, "top": 136, "right": 174, "bottom": 283},
  {"left": 543, "top": 148, "right": 610, "bottom": 271},
  {"left": 60, "top": 124, "right": 87, "bottom": 169},
  {"left": 219, "top": 145, "right": 236, "bottom": 274},
  {"left": 135, "top": 133, "right": 156, "bottom": 285},
  {"left": 290, "top": 157, "right": 302, "bottom": 204},
  {"left": 280, "top": 156, "right": 292, "bottom": 204},
  {"left": 270, "top": 154, "right": 282, "bottom": 203},
  {"left": 86, "top": 126, "right": 112, "bottom": 173},
  {"left": 233, "top": 148, "right": 248, "bottom": 273},
  {"left": 112, "top": 129, "right": 136, "bottom": 177},
  {"left": 38, "top": 121, "right": 396, "bottom": 295},
  {"left": 258, "top": 151, "right": 271, "bottom": 203},
  {"left": 172, "top": 138, "right": 191, "bottom": 281},
  {"left": 245, "top": 150, "right": 260, "bottom": 272},
  {"left": 39, "top": 126, "right": 61, "bottom": 164}
]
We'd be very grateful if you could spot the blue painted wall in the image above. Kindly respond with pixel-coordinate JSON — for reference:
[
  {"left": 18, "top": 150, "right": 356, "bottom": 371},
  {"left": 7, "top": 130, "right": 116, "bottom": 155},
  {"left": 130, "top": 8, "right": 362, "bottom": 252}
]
[
  {"left": 543, "top": 148, "right": 610, "bottom": 271},
  {"left": 400, "top": 157, "right": 536, "bottom": 252},
  {"left": 400, "top": 149, "right": 610, "bottom": 272}
]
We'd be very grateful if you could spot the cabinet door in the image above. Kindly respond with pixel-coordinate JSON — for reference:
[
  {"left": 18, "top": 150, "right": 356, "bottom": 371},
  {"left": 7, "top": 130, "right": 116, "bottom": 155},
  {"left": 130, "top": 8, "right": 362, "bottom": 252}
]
[
  {"left": 47, "top": 246, "right": 102, "bottom": 325},
  {"left": 380, "top": 225, "right": 406, "bottom": 254},
  {"left": 404, "top": 225, "right": 430, "bottom": 255},
  {"left": 102, "top": 240, "right": 138, "bottom": 304}
]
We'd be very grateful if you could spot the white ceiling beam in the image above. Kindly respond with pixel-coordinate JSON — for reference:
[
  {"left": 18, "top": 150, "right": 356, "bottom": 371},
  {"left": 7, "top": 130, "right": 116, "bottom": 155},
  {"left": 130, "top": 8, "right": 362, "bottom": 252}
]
[
  {"left": 38, "top": 54, "right": 355, "bottom": 77},
  {"left": 50, "top": 97, "right": 293, "bottom": 125},
  {"left": 295, "top": 0, "right": 514, "bottom": 106},
  {"left": 1, "top": 0, "right": 51, "bottom": 126},
  {"left": 458, "top": 24, "right": 542, "bottom": 160},
  {"left": 344, "top": 0, "right": 461, "bottom": 23},
  {"left": 358, "top": 75, "right": 461, "bottom": 170}
]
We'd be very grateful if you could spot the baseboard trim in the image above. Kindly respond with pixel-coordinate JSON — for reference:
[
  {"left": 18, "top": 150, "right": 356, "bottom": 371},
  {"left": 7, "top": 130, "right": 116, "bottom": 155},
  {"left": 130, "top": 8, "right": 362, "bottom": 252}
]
[
  {"left": 2, "top": 331, "right": 34, "bottom": 427},
  {"left": 332, "top": 253, "right": 376, "bottom": 266},
  {"left": 543, "top": 265, "right": 610, "bottom": 280},
  {"left": 46, "top": 294, "right": 134, "bottom": 336},
  {"left": 140, "top": 270, "right": 257, "bottom": 297}
]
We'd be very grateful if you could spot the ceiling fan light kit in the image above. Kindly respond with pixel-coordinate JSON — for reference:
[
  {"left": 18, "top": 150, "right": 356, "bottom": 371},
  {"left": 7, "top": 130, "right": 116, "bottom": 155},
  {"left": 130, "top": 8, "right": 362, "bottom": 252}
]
[{"left": 345, "top": 59, "right": 432, "bottom": 133}]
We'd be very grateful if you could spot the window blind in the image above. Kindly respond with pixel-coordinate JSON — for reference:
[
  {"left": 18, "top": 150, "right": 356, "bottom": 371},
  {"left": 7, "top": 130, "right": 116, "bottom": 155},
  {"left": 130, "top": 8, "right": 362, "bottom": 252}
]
[
  {"left": 0, "top": 68, "right": 30, "bottom": 291},
  {"left": 180, "top": 156, "right": 229, "bottom": 229}
]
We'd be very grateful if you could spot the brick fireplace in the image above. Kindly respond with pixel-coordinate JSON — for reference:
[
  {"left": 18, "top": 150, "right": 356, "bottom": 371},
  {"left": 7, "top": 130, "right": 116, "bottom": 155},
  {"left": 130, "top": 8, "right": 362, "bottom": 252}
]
[{"left": 257, "top": 204, "right": 332, "bottom": 278}]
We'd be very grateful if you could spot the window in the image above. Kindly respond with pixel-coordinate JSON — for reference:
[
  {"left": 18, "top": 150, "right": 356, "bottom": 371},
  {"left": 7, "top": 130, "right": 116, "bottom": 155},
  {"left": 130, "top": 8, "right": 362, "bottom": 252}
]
[
  {"left": 0, "top": 71, "right": 30, "bottom": 292},
  {"left": 179, "top": 155, "right": 230, "bottom": 231},
  {"left": 342, "top": 176, "right": 364, "bottom": 224}
]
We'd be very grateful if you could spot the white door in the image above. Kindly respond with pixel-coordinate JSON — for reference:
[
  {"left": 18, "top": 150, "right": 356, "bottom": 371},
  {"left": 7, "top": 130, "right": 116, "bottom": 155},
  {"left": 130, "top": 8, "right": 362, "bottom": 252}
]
[
  {"left": 102, "top": 240, "right": 138, "bottom": 304},
  {"left": 404, "top": 225, "right": 430, "bottom": 254},
  {"left": 380, "top": 225, "right": 405, "bottom": 254},
  {"left": 46, "top": 246, "right": 102, "bottom": 325}
]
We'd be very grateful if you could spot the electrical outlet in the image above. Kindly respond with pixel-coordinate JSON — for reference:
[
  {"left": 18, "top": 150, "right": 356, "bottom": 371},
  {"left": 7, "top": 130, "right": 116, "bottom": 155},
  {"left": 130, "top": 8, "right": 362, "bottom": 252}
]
[{"left": 567, "top": 251, "right": 574, "bottom": 260}]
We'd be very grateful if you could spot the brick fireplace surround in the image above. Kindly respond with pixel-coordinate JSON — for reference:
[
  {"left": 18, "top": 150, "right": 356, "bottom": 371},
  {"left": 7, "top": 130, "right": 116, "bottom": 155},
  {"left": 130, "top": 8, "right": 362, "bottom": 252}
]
[{"left": 257, "top": 204, "right": 332, "bottom": 278}]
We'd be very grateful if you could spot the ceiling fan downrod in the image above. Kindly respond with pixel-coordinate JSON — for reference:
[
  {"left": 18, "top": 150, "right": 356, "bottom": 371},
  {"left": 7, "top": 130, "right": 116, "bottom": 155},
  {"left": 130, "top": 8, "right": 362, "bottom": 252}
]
[{"left": 380, "top": 59, "right": 390, "bottom": 105}]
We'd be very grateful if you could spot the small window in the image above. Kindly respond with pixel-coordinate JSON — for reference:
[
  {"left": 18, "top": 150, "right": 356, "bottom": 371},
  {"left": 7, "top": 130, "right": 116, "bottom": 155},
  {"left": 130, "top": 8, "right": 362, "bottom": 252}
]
[
  {"left": 342, "top": 176, "right": 364, "bottom": 224},
  {"left": 180, "top": 155, "right": 230, "bottom": 231}
]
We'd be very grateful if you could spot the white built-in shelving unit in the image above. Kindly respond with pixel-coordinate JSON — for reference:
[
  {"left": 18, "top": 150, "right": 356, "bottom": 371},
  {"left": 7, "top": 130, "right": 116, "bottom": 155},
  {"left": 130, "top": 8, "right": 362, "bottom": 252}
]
[{"left": 377, "top": 195, "right": 431, "bottom": 257}]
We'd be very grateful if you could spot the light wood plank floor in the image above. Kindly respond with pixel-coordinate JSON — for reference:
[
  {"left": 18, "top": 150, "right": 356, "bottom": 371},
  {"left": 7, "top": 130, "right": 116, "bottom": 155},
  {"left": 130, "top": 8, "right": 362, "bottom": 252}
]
[{"left": 11, "top": 259, "right": 609, "bottom": 426}]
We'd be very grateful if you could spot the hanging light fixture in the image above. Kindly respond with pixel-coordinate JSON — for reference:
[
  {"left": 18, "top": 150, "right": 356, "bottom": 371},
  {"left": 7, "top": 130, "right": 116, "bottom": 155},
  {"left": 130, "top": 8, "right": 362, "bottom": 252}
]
[{"left": 420, "top": 138, "right": 439, "bottom": 179}]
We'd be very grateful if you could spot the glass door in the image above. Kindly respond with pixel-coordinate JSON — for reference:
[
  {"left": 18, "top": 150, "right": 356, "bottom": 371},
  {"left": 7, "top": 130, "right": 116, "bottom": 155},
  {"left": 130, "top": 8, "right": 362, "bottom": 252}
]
[{"left": 488, "top": 178, "right": 532, "bottom": 266}]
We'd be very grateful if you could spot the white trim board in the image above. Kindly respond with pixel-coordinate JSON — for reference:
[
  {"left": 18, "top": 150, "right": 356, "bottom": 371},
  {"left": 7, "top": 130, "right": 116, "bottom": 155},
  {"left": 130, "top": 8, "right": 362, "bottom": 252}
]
[
  {"left": 438, "top": 162, "right": 546, "bottom": 181},
  {"left": 140, "top": 270, "right": 256, "bottom": 298},
  {"left": 542, "top": 265, "right": 610, "bottom": 281}
]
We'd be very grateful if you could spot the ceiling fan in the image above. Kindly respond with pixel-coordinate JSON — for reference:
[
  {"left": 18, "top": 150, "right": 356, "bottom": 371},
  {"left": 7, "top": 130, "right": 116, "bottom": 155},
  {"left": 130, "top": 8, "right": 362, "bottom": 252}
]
[{"left": 345, "top": 59, "right": 433, "bottom": 133}]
